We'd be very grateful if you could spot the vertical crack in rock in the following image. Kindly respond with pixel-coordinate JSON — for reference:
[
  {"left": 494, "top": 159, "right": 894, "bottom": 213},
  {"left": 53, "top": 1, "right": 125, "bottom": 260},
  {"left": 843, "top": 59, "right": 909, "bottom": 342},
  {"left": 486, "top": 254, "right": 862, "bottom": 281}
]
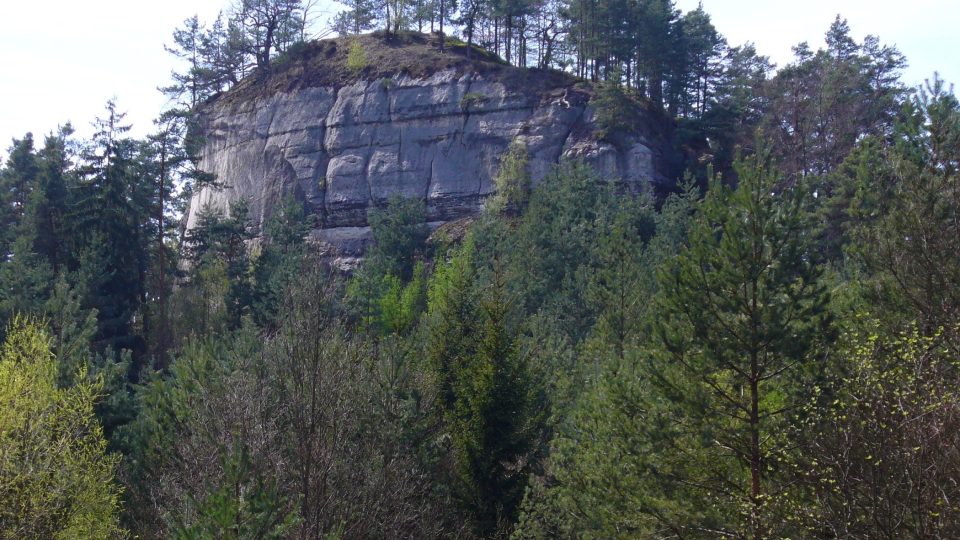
[
  {"left": 559, "top": 102, "right": 588, "bottom": 163},
  {"left": 425, "top": 155, "right": 435, "bottom": 203},
  {"left": 397, "top": 123, "right": 403, "bottom": 167},
  {"left": 459, "top": 73, "right": 475, "bottom": 149}
]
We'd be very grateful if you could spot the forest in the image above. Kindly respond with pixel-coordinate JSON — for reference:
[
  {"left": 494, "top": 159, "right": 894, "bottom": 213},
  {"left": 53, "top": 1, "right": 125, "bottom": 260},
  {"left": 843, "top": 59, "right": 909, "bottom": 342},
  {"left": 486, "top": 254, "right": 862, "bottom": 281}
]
[{"left": 1, "top": 0, "right": 959, "bottom": 538}]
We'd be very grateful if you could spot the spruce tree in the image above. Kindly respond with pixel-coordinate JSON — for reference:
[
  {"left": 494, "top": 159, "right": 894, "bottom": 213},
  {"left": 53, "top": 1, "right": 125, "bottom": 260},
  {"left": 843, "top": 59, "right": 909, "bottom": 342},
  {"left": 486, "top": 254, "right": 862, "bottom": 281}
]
[
  {"left": 449, "top": 264, "right": 540, "bottom": 535},
  {"left": 73, "top": 102, "right": 150, "bottom": 357}
]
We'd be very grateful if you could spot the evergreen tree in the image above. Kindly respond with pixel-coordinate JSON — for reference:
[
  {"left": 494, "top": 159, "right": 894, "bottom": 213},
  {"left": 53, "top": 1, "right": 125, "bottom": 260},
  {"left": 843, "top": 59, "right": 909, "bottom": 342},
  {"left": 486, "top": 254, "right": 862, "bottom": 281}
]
[
  {"left": 868, "top": 76, "right": 960, "bottom": 343},
  {"left": 27, "top": 126, "right": 75, "bottom": 274},
  {"left": 332, "top": 0, "right": 378, "bottom": 35},
  {"left": 448, "top": 264, "right": 541, "bottom": 535},
  {"left": 250, "top": 196, "right": 311, "bottom": 328},
  {"left": 425, "top": 238, "right": 481, "bottom": 415},
  {"left": 72, "top": 102, "right": 151, "bottom": 357},
  {"left": 0, "top": 134, "right": 39, "bottom": 247},
  {"left": 182, "top": 200, "right": 256, "bottom": 331},
  {"left": 651, "top": 153, "right": 829, "bottom": 537}
]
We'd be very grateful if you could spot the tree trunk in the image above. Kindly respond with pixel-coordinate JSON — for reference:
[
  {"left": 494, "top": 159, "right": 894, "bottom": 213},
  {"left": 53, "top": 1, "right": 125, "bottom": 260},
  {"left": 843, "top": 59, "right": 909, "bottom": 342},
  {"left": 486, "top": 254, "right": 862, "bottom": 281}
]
[{"left": 439, "top": 0, "right": 445, "bottom": 53}]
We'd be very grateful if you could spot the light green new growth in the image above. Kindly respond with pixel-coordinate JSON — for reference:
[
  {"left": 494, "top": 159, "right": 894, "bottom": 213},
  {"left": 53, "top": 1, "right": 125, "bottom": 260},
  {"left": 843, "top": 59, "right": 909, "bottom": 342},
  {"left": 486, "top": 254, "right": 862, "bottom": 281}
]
[{"left": 0, "top": 318, "right": 125, "bottom": 539}]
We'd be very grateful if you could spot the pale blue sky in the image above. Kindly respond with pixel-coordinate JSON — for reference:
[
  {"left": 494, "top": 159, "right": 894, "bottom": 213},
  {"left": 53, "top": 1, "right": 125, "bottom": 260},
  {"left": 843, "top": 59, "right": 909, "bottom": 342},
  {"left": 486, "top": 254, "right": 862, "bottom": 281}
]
[{"left": 1, "top": 0, "right": 956, "bottom": 157}]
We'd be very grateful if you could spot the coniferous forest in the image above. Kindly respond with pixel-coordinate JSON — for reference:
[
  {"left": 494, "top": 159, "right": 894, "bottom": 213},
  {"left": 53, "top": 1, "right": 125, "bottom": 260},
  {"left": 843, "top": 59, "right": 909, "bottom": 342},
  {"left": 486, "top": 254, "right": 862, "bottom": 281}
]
[{"left": 2, "top": 0, "right": 960, "bottom": 538}]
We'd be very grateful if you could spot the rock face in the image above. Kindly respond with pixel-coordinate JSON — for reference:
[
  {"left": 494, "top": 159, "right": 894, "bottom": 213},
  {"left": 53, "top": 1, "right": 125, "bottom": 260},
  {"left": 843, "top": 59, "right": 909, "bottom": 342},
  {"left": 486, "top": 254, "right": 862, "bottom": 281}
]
[{"left": 185, "top": 44, "right": 674, "bottom": 261}]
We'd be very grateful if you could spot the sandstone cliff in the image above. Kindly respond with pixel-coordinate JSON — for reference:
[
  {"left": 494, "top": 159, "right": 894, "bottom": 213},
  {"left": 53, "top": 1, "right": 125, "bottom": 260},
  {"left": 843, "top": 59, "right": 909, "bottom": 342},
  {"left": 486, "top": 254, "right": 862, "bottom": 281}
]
[{"left": 184, "top": 33, "right": 675, "bottom": 260}]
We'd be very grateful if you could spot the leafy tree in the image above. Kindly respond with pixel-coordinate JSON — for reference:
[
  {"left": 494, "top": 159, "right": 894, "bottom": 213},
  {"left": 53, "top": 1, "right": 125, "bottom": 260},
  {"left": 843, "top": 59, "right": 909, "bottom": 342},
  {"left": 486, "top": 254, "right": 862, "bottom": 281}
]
[
  {"left": 268, "top": 265, "right": 451, "bottom": 538},
  {"left": 797, "top": 320, "right": 960, "bottom": 537},
  {"left": 671, "top": 5, "right": 724, "bottom": 118},
  {"left": 592, "top": 72, "right": 642, "bottom": 139},
  {"left": 504, "top": 162, "right": 614, "bottom": 340},
  {"left": 0, "top": 318, "right": 124, "bottom": 538}
]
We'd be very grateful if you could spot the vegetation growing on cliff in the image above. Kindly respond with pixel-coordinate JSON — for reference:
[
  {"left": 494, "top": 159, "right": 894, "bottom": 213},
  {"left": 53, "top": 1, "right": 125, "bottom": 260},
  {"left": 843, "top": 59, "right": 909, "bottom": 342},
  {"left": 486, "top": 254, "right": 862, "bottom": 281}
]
[{"left": 3, "top": 0, "right": 960, "bottom": 537}]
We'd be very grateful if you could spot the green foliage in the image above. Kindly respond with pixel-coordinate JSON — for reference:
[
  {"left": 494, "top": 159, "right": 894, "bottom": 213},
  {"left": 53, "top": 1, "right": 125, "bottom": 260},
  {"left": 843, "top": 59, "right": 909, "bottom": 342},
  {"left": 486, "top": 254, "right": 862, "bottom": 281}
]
[
  {"left": 250, "top": 196, "right": 312, "bottom": 329},
  {"left": 378, "top": 261, "right": 428, "bottom": 334},
  {"left": 44, "top": 274, "right": 99, "bottom": 387},
  {"left": 367, "top": 196, "right": 429, "bottom": 282},
  {"left": 180, "top": 200, "right": 256, "bottom": 333},
  {"left": 592, "top": 75, "right": 641, "bottom": 140},
  {"left": 760, "top": 19, "right": 907, "bottom": 178},
  {"left": 512, "top": 182, "right": 696, "bottom": 540},
  {"left": 6, "top": 7, "right": 960, "bottom": 538},
  {"left": 424, "top": 244, "right": 543, "bottom": 535},
  {"left": 346, "top": 39, "right": 369, "bottom": 73},
  {"left": 120, "top": 324, "right": 291, "bottom": 537},
  {"left": 72, "top": 102, "right": 151, "bottom": 356},
  {"left": 347, "top": 196, "right": 430, "bottom": 332},
  {"left": 451, "top": 273, "right": 542, "bottom": 535},
  {"left": 649, "top": 153, "right": 830, "bottom": 536},
  {"left": 797, "top": 320, "right": 960, "bottom": 537},
  {"left": 0, "top": 235, "right": 54, "bottom": 331},
  {"left": 499, "top": 162, "right": 631, "bottom": 341},
  {"left": 488, "top": 140, "right": 531, "bottom": 215},
  {"left": 512, "top": 348, "right": 661, "bottom": 539},
  {"left": 865, "top": 77, "right": 960, "bottom": 340},
  {"left": 425, "top": 238, "right": 481, "bottom": 415},
  {"left": 171, "top": 439, "right": 299, "bottom": 539},
  {"left": 460, "top": 91, "right": 488, "bottom": 110},
  {"left": 0, "top": 318, "right": 125, "bottom": 539}
]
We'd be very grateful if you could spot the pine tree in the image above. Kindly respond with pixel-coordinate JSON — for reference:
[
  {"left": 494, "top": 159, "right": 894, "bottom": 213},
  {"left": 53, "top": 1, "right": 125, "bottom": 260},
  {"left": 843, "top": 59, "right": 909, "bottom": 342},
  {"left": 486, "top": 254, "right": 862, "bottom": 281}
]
[
  {"left": 869, "top": 75, "right": 960, "bottom": 342},
  {"left": 652, "top": 153, "right": 830, "bottom": 537},
  {"left": 332, "top": 0, "right": 378, "bottom": 35}
]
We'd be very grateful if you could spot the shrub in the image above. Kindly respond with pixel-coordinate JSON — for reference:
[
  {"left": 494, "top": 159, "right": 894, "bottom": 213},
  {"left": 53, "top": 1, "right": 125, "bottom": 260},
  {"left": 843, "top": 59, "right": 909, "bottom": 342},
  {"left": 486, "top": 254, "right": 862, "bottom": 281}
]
[
  {"left": 346, "top": 40, "right": 368, "bottom": 73},
  {"left": 460, "top": 92, "right": 487, "bottom": 110},
  {"left": 488, "top": 140, "right": 531, "bottom": 215}
]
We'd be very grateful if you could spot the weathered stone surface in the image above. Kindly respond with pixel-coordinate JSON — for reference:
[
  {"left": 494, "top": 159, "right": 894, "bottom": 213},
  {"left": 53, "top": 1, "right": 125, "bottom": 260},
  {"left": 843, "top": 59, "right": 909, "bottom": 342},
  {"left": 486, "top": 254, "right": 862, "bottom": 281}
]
[{"left": 185, "top": 67, "right": 673, "bottom": 254}]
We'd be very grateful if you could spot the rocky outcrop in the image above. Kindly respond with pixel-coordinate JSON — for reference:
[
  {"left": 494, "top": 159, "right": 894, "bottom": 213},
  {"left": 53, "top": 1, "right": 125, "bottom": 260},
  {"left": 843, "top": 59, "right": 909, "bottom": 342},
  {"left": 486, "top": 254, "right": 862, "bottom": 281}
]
[{"left": 185, "top": 37, "right": 674, "bottom": 262}]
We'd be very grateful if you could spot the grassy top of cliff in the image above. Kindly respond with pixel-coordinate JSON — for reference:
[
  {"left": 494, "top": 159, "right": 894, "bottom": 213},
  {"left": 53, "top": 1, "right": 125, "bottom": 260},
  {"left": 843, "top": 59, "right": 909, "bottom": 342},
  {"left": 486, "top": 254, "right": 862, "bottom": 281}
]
[{"left": 214, "top": 31, "right": 584, "bottom": 105}]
